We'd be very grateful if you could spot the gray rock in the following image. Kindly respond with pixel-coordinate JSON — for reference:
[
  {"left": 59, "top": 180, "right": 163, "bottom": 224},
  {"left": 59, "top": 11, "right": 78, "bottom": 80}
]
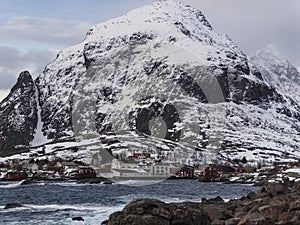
[
  {"left": 72, "top": 217, "right": 84, "bottom": 221},
  {"left": 289, "top": 199, "right": 300, "bottom": 212},
  {"left": 266, "top": 183, "right": 289, "bottom": 196},
  {"left": 108, "top": 198, "right": 211, "bottom": 225},
  {"left": 107, "top": 182, "right": 300, "bottom": 225},
  {"left": 101, "top": 219, "right": 109, "bottom": 225},
  {"left": 4, "top": 203, "right": 24, "bottom": 209}
]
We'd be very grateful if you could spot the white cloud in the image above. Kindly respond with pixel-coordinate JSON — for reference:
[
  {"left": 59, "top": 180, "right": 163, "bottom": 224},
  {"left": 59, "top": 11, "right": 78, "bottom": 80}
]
[
  {"left": 179, "top": 0, "right": 300, "bottom": 66},
  {"left": 0, "top": 16, "right": 91, "bottom": 101},
  {"left": 0, "top": 89, "right": 9, "bottom": 102},
  {"left": 0, "top": 16, "right": 92, "bottom": 47},
  {"left": 0, "top": 45, "right": 57, "bottom": 101},
  {"left": 0, "top": 47, "right": 56, "bottom": 102},
  {"left": 0, "top": 63, "right": 19, "bottom": 89}
]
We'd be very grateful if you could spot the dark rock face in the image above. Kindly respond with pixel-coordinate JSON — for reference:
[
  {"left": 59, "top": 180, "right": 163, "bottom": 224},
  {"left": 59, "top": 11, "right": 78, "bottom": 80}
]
[
  {"left": 36, "top": 74, "right": 74, "bottom": 140},
  {"left": 108, "top": 198, "right": 211, "bottom": 225},
  {"left": 107, "top": 182, "right": 300, "bottom": 225},
  {"left": 4, "top": 203, "right": 24, "bottom": 209},
  {"left": 0, "top": 71, "right": 37, "bottom": 156},
  {"left": 72, "top": 217, "right": 84, "bottom": 221},
  {"left": 128, "top": 97, "right": 181, "bottom": 142}
]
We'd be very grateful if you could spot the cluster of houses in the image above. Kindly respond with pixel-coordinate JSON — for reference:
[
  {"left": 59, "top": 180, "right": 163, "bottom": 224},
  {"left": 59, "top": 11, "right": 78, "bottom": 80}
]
[
  {"left": 95, "top": 157, "right": 195, "bottom": 180},
  {"left": 197, "top": 164, "right": 244, "bottom": 181},
  {"left": 93, "top": 152, "right": 244, "bottom": 180},
  {"left": 0, "top": 151, "right": 197, "bottom": 181},
  {"left": 0, "top": 160, "right": 97, "bottom": 181},
  {"left": 0, "top": 151, "right": 253, "bottom": 182}
]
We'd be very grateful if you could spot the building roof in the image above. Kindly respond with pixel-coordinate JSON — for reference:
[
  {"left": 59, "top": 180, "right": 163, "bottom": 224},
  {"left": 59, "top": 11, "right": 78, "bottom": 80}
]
[
  {"left": 152, "top": 163, "right": 174, "bottom": 167},
  {"left": 59, "top": 162, "right": 78, "bottom": 166},
  {"left": 112, "top": 169, "right": 145, "bottom": 174},
  {"left": 95, "top": 168, "right": 114, "bottom": 173}
]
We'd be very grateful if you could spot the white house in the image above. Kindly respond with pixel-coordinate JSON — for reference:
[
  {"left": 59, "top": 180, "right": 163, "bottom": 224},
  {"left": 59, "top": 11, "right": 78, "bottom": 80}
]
[
  {"left": 95, "top": 168, "right": 114, "bottom": 179},
  {"left": 23, "top": 163, "right": 39, "bottom": 172},
  {"left": 111, "top": 159, "right": 140, "bottom": 170},
  {"left": 112, "top": 169, "right": 151, "bottom": 178},
  {"left": 150, "top": 163, "right": 175, "bottom": 177}
]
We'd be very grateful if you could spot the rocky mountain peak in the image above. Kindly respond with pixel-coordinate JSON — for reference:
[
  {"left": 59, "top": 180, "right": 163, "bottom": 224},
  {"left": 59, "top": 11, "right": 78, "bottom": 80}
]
[
  {"left": 85, "top": 0, "right": 212, "bottom": 40},
  {"left": 256, "top": 44, "right": 286, "bottom": 60},
  {"left": 0, "top": 71, "right": 37, "bottom": 156},
  {"left": 18, "top": 70, "right": 33, "bottom": 81},
  {"left": 11, "top": 71, "right": 34, "bottom": 91},
  {"left": 1, "top": 71, "right": 34, "bottom": 106},
  {"left": 249, "top": 44, "right": 300, "bottom": 104}
]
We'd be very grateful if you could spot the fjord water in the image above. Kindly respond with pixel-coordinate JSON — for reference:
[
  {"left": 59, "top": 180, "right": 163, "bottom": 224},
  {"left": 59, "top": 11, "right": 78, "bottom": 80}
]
[{"left": 0, "top": 180, "right": 259, "bottom": 224}]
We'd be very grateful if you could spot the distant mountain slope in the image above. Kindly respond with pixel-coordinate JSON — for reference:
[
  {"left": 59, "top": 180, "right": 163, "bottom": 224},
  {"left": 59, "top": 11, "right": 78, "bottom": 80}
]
[
  {"left": 0, "top": 1, "right": 299, "bottom": 164},
  {"left": 249, "top": 44, "right": 300, "bottom": 105}
]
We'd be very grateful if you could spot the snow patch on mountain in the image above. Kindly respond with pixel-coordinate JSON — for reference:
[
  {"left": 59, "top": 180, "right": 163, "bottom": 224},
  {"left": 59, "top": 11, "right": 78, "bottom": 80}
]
[{"left": 31, "top": 85, "right": 48, "bottom": 146}]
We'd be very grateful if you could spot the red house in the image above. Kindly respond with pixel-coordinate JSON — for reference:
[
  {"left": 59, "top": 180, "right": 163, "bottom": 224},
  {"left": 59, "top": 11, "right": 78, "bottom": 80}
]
[
  {"left": 128, "top": 152, "right": 151, "bottom": 160},
  {"left": 69, "top": 167, "right": 97, "bottom": 179},
  {"left": 2, "top": 171, "right": 28, "bottom": 181},
  {"left": 199, "top": 170, "right": 220, "bottom": 178},
  {"left": 176, "top": 165, "right": 195, "bottom": 178}
]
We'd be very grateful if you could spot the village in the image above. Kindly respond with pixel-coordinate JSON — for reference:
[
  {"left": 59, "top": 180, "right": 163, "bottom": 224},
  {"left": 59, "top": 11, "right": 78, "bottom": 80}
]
[{"left": 1, "top": 150, "right": 300, "bottom": 185}]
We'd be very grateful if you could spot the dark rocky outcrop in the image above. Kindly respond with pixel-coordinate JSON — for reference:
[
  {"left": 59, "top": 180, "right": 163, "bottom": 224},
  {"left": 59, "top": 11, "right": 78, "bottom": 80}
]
[
  {"left": 20, "top": 178, "right": 36, "bottom": 185},
  {"left": 72, "top": 216, "right": 84, "bottom": 221},
  {"left": 0, "top": 71, "right": 37, "bottom": 156},
  {"left": 106, "top": 181, "right": 300, "bottom": 225},
  {"left": 108, "top": 198, "right": 211, "bottom": 225},
  {"left": 4, "top": 203, "right": 24, "bottom": 209},
  {"left": 101, "top": 220, "right": 109, "bottom": 225}
]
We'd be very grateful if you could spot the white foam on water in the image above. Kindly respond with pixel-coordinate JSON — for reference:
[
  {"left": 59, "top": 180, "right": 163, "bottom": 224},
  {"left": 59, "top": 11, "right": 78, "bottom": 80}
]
[
  {"left": 1, "top": 203, "right": 125, "bottom": 225},
  {"left": 49, "top": 182, "right": 105, "bottom": 187},
  {"left": 23, "top": 203, "right": 104, "bottom": 211},
  {"left": 116, "top": 179, "right": 163, "bottom": 186},
  {"left": 0, "top": 180, "right": 24, "bottom": 189}
]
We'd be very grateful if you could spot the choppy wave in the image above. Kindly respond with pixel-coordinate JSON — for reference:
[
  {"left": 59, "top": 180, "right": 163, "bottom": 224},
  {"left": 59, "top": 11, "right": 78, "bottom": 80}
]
[
  {"left": 1, "top": 203, "right": 124, "bottom": 225},
  {"left": 116, "top": 179, "right": 164, "bottom": 186},
  {"left": 0, "top": 180, "right": 259, "bottom": 224},
  {"left": 0, "top": 180, "right": 24, "bottom": 189},
  {"left": 49, "top": 182, "right": 105, "bottom": 187}
]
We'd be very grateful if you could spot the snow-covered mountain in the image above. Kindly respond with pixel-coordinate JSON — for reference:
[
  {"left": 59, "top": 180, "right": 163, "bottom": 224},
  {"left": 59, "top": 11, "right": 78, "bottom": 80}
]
[
  {"left": 0, "top": 1, "right": 299, "bottom": 165},
  {"left": 249, "top": 44, "right": 300, "bottom": 105},
  {"left": 0, "top": 71, "right": 37, "bottom": 156}
]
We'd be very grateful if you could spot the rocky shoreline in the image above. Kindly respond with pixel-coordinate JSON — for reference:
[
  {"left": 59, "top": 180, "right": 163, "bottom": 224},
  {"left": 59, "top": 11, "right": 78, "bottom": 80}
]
[{"left": 103, "top": 181, "right": 300, "bottom": 225}]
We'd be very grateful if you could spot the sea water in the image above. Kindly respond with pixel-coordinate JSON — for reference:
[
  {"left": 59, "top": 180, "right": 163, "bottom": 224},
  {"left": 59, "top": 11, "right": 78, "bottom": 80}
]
[{"left": 0, "top": 180, "right": 259, "bottom": 224}]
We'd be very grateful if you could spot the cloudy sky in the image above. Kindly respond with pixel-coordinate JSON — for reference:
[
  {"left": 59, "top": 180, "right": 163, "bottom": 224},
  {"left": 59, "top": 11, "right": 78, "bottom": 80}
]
[{"left": 0, "top": 0, "right": 299, "bottom": 101}]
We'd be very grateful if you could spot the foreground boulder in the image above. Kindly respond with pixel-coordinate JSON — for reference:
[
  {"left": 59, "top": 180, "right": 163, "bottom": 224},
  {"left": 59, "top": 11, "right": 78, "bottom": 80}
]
[
  {"left": 108, "top": 198, "right": 211, "bottom": 225},
  {"left": 106, "top": 181, "right": 300, "bottom": 225}
]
